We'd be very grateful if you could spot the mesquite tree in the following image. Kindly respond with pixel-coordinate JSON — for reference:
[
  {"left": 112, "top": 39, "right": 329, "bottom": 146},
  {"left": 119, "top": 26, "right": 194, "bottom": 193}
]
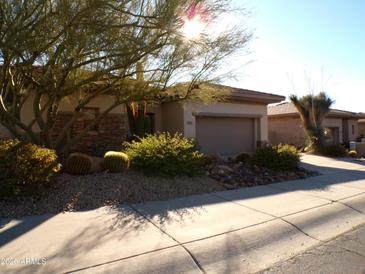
[
  {"left": 290, "top": 92, "right": 334, "bottom": 151},
  {"left": 0, "top": 0, "right": 251, "bottom": 154}
]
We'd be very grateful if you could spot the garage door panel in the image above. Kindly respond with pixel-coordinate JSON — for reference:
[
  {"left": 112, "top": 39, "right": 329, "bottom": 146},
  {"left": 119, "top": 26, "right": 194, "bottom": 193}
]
[{"left": 196, "top": 116, "right": 255, "bottom": 155}]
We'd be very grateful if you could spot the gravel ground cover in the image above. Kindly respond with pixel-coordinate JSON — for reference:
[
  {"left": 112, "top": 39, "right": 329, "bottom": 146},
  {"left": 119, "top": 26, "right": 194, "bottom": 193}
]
[
  {"left": 0, "top": 171, "right": 222, "bottom": 218},
  {"left": 0, "top": 160, "right": 319, "bottom": 218}
]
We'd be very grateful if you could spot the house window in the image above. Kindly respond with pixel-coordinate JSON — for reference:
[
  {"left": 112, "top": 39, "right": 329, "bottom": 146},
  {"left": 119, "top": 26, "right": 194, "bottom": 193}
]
[
  {"left": 352, "top": 125, "right": 355, "bottom": 135},
  {"left": 83, "top": 107, "right": 99, "bottom": 131}
]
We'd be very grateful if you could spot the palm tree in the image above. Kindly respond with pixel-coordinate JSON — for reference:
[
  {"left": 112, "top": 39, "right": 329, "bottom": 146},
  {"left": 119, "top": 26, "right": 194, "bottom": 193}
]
[{"left": 290, "top": 92, "right": 334, "bottom": 152}]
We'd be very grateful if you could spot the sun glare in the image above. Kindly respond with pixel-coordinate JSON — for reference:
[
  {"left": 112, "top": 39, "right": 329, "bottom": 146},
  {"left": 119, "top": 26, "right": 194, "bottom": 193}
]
[{"left": 181, "top": 15, "right": 206, "bottom": 39}]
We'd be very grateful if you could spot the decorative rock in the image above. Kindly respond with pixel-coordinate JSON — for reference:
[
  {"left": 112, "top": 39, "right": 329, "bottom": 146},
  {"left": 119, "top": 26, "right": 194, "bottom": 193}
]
[
  {"left": 233, "top": 163, "right": 243, "bottom": 170},
  {"left": 223, "top": 183, "right": 236, "bottom": 190},
  {"left": 218, "top": 170, "right": 226, "bottom": 176},
  {"left": 206, "top": 158, "right": 319, "bottom": 188},
  {"left": 216, "top": 165, "right": 234, "bottom": 173}
]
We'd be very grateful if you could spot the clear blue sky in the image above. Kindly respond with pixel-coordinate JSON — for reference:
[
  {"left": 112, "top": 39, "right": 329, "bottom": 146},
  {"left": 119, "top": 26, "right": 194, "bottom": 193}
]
[{"left": 225, "top": 0, "right": 365, "bottom": 112}]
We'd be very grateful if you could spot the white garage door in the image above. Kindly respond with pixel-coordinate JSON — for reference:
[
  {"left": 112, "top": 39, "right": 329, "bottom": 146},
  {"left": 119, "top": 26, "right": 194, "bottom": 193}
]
[{"left": 195, "top": 116, "right": 255, "bottom": 155}]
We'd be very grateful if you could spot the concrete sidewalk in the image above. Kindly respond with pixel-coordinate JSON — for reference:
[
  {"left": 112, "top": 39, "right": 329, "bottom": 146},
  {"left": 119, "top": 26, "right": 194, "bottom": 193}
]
[{"left": 1, "top": 155, "right": 365, "bottom": 274}]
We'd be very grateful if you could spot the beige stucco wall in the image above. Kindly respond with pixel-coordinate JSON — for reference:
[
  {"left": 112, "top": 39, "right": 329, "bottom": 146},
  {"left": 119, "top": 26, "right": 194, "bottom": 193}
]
[
  {"left": 58, "top": 94, "right": 124, "bottom": 114},
  {"left": 19, "top": 91, "right": 41, "bottom": 132},
  {"left": 350, "top": 119, "right": 359, "bottom": 141},
  {"left": 268, "top": 116, "right": 344, "bottom": 146},
  {"left": 160, "top": 102, "right": 184, "bottom": 134},
  {"left": 181, "top": 101, "right": 268, "bottom": 142},
  {"left": 268, "top": 116, "right": 306, "bottom": 146},
  {"left": 359, "top": 122, "right": 365, "bottom": 137},
  {"left": 0, "top": 91, "right": 43, "bottom": 136},
  {"left": 343, "top": 119, "right": 358, "bottom": 142},
  {"left": 323, "top": 118, "right": 343, "bottom": 143}
]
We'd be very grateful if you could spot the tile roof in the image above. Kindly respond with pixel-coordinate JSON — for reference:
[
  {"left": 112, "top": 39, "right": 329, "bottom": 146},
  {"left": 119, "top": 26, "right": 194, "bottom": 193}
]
[
  {"left": 268, "top": 102, "right": 365, "bottom": 119},
  {"left": 204, "top": 84, "right": 285, "bottom": 103},
  {"left": 268, "top": 102, "right": 297, "bottom": 115},
  {"left": 212, "top": 84, "right": 285, "bottom": 99},
  {"left": 170, "top": 83, "right": 285, "bottom": 104}
]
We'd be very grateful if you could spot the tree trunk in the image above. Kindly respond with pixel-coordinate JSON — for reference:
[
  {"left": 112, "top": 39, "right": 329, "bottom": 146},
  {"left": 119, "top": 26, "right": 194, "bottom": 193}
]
[{"left": 126, "top": 103, "right": 151, "bottom": 139}]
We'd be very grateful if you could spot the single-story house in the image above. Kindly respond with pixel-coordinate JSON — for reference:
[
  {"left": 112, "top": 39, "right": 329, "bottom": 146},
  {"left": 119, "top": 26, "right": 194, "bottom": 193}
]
[
  {"left": 268, "top": 102, "right": 365, "bottom": 147},
  {"left": 0, "top": 84, "right": 284, "bottom": 156}
]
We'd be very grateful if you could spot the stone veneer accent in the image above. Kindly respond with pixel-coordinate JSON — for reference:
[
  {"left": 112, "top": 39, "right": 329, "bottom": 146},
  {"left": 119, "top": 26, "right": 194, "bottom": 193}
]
[{"left": 51, "top": 111, "right": 126, "bottom": 156}]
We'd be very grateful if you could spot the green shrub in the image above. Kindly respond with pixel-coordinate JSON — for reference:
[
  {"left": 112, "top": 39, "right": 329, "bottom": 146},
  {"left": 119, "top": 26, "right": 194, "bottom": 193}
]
[
  {"left": 200, "top": 155, "right": 215, "bottom": 166},
  {"left": 124, "top": 133, "right": 205, "bottom": 177},
  {"left": 252, "top": 144, "right": 300, "bottom": 171},
  {"left": 65, "top": 153, "right": 93, "bottom": 175},
  {"left": 0, "top": 139, "right": 22, "bottom": 197},
  {"left": 235, "top": 153, "right": 251, "bottom": 163},
  {"left": 319, "top": 144, "right": 348, "bottom": 157},
  {"left": 348, "top": 150, "right": 358, "bottom": 158},
  {"left": 0, "top": 139, "right": 61, "bottom": 198},
  {"left": 104, "top": 151, "right": 129, "bottom": 173}
]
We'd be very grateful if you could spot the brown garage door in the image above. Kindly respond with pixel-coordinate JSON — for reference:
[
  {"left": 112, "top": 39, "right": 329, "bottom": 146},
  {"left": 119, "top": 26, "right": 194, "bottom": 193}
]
[{"left": 196, "top": 116, "right": 255, "bottom": 155}]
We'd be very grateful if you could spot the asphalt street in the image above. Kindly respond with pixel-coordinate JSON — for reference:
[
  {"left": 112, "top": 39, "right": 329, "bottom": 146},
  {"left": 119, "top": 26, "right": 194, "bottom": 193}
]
[{"left": 261, "top": 224, "right": 365, "bottom": 274}]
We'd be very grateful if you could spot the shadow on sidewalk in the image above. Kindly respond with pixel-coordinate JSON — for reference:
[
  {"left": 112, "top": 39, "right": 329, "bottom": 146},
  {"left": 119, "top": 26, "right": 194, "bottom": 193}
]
[
  {"left": 1, "top": 158, "right": 365, "bottom": 253},
  {"left": 0, "top": 214, "right": 54, "bottom": 247},
  {"left": 104, "top": 160, "right": 365, "bottom": 231}
]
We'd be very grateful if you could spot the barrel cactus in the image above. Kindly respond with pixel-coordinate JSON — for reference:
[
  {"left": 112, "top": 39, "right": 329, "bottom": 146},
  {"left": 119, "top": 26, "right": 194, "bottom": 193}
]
[
  {"left": 65, "top": 153, "right": 93, "bottom": 175},
  {"left": 103, "top": 151, "right": 129, "bottom": 173}
]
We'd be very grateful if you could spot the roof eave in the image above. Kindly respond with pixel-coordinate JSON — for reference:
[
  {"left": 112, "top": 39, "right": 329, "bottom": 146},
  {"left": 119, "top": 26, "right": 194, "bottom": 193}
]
[
  {"left": 268, "top": 112, "right": 365, "bottom": 119},
  {"left": 268, "top": 113, "right": 299, "bottom": 118},
  {"left": 327, "top": 113, "right": 365, "bottom": 119},
  {"left": 228, "top": 94, "right": 285, "bottom": 104}
]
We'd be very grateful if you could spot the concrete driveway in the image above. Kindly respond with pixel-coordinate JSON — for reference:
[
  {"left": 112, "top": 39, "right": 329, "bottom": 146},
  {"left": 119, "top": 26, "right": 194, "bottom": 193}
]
[{"left": 1, "top": 155, "right": 365, "bottom": 274}]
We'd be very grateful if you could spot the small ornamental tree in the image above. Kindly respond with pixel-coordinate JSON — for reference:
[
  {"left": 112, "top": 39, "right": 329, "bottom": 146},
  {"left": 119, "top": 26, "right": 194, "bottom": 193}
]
[
  {"left": 0, "top": 0, "right": 251, "bottom": 155},
  {"left": 290, "top": 92, "right": 334, "bottom": 152}
]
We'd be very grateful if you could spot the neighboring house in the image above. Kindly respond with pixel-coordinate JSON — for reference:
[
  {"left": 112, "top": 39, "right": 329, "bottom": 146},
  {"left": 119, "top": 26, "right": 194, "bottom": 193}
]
[
  {"left": 0, "top": 84, "right": 284, "bottom": 156},
  {"left": 268, "top": 102, "right": 365, "bottom": 147},
  {"left": 359, "top": 119, "right": 365, "bottom": 138}
]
